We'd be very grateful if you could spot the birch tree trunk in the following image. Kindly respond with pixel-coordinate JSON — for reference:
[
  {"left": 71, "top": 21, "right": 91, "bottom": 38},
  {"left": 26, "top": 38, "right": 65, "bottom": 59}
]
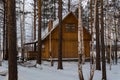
[
  {"left": 89, "top": 1, "right": 93, "bottom": 78},
  {"left": 8, "top": 0, "right": 18, "bottom": 79},
  {"left": 78, "top": 0, "right": 84, "bottom": 80},
  {"left": 89, "top": 0, "right": 98, "bottom": 79},
  {"left": 21, "top": 0, "right": 25, "bottom": 62},
  {"left": 106, "top": 0, "right": 112, "bottom": 70}
]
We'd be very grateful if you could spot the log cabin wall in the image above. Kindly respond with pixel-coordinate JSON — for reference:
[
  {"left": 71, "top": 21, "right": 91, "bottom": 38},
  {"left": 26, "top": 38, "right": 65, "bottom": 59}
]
[{"left": 42, "top": 12, "right": 91, "bottom": 59}]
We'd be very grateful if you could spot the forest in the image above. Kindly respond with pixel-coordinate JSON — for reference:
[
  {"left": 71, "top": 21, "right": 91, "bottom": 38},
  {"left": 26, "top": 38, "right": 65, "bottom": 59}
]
[{"left": 0, "top": 0, "right": 120, "bottom": 80}]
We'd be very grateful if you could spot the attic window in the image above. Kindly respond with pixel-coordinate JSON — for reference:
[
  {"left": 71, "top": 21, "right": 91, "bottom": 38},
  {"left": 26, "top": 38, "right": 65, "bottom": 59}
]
[
  {"left": 42, "top": 44, "right": 45, "bottom": 52},
  {"left": 65, "top": 23, "right": 76, "bottom": 32}
]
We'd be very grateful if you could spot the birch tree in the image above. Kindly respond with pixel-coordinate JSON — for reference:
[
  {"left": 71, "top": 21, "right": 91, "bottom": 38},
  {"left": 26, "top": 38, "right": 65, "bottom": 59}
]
[
  {"left": 106, "top": 0, "right": 112, "bottom": 70},
  {"left": 20, "top": 0, "right": 26, "bottom": 62},
  {"left": 78, "top": 0, "right": 84, "bottom": 79},
  {"left": 89, "top": 0, "right": 97, "bottom": 79}
]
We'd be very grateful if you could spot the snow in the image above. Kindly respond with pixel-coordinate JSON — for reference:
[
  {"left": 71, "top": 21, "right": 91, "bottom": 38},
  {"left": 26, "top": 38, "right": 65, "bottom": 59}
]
[{"left": 0, "top": 60, "right": 120, "bottom": 80}]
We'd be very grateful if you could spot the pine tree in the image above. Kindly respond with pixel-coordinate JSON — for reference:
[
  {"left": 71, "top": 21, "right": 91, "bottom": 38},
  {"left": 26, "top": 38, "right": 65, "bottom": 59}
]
[
  {"left": 95, "top": 0, "right": 101, "bottom": 70},
  {"left": 58, "top": 0, "right": 63, "bottom": 69},
  {"left": 68, "top": 0, "right": 70, "bottom": 12},
  {"left": 37, "top": 0, "right": 42, "bottom": 65},
  {"left": 100, "top": 0, "right": 107, "bottom": 79},
  {"left": 8, "top": 0, "right": 18, "bottom": 79},
  {"left": 4, "top": 0, "right": 8, "bottom": 60},
  {"left": 3, "top": 0, "right": 6, "bottom": 60},
  {"left": 34, "top": 0, "right": 36, "bottom": 40},
  {"left": 113, "top": 0, "right": 118, "bottom": 65}
]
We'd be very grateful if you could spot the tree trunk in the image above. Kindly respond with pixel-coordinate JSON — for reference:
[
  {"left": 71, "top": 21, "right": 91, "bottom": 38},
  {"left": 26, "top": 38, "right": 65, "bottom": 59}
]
[
  {"left": 37, "top": 0, "right": 42, "bottom": 65},
  {"left": 58, "top": 0, "right": 63, "bottom": 69},
  {"left": 114, "top": 0, "right": 117, "bottom": 64},
  {"left": 100, "top": 0, "right": 107, "bottom": 80},
  {"left": 34, "top": 0, "right": 36, "bottom": 40},
  {"left": 78, "top": 0, "right": 84, "bottom": 80},
  {"left": 3, "top": 0, "right": 6, "bottom": 60},
  {"left": 68, "top": 0, "right": 70, "bottom": 12},
  {"left": 95, "top": 0, "right": 101, "bottom": 70},
  {"left": 5, "top": 0, "right": 8, "bottom": 60},
  {"left": 0, "top": 29, "right": 2, "bottom": 66},
  {"left": 106, "top": 0, "right": 112, "bottom": 69},
  {"left": 8, "top": 0, "right": 18, "bottom": 79},
  {"left": 115, "top": 21, "right": 118, "bottom": 64},
  {"left": 21, "top": 0, "right": 25, "bottom": 62},
  {"left": 89, "top": 0, "right": 96, "bottom": 79}
]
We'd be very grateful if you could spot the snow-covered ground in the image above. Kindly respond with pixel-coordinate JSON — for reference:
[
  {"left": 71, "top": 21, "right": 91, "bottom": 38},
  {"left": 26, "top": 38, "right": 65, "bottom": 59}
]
[{"left": 0, "top": 60, "right": 120, "bottom": 80}]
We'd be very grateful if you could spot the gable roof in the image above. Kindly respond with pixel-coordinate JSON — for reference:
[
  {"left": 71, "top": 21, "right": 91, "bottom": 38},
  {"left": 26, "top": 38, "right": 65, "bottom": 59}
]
[{"left": 42, "top": 12, "right": 77, "bottom": 40}]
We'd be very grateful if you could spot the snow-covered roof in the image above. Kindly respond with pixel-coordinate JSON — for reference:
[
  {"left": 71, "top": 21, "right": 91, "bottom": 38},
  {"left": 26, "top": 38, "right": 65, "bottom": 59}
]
[{"left": 41, "top": 12, "right": 75, "bottom": 40}]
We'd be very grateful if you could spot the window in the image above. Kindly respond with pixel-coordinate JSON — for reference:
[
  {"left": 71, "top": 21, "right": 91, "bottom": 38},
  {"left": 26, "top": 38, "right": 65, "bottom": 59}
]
[
  {"left": 42, "top": 44, "right": 45, "bottom": 52},
  {"left": 65, "top": 23, "right": 76, "bottom": 32}
]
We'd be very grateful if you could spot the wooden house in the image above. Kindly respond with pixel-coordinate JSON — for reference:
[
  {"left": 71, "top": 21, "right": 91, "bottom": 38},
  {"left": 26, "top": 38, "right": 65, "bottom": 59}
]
[{"left": 41, "top": 12, "right": 91, "bottom": 60}]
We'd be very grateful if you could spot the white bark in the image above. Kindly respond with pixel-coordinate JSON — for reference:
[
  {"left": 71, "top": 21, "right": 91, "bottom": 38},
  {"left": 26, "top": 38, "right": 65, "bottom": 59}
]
[
  {"left": 78, "top": 0, "right": 84, "bottom": 80},
  {"left": 20, "top": 0, "right": 26, "bottom": 60},
  {"left": 89, "top": 0, "right": 97, "bottom": 79},
  {"left": 78, "top": 0, "right": 84, "bottom": 62},
  {"left": 106, "top": 0, "right": 112, "bottom": 70}
]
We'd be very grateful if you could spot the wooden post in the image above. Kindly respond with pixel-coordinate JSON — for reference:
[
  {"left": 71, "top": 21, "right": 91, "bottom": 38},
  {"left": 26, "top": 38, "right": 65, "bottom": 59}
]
[{"left": 49, "top": 20, "right": 53, "bottom": 66}]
